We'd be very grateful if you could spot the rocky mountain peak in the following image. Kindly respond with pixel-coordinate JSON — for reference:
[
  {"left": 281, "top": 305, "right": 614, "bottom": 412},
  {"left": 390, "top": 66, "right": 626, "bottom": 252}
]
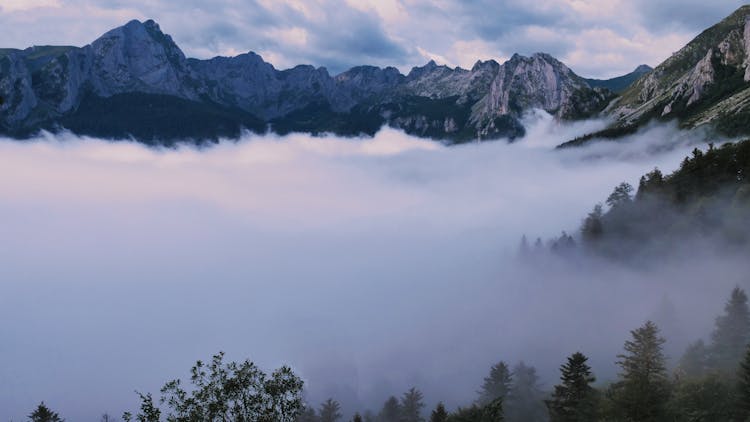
[
  {"left": 471, "top": 59, "right": 500, "bottom": 73},
  {"left": 406, "top": 59, "right": 455, "bottom": 80},
  {"left": 476, "top": 51, "right": 606, "bottom": 126},
  {"left": 87, "top": 18, "right": 196, "bottom": 99}
]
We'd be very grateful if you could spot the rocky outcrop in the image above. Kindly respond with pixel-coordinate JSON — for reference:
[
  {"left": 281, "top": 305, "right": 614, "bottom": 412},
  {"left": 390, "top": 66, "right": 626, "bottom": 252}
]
[
  {"left": 0, "top": 52, "right": 37, "bottom": 125},
  {"left": 87, "top": 20, "right": 200, "bottom": 99},
  {"left": 477, "top": 53, "right": 608, "bottom": 125}
]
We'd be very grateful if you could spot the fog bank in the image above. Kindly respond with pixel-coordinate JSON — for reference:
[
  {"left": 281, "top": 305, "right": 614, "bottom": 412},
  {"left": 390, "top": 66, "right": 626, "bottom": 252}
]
[{"left": 0, "top": 118, "right": 743, "bottom": 420}]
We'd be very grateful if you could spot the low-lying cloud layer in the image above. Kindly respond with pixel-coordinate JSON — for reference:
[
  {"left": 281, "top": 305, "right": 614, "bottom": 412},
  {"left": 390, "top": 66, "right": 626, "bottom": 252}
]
[{"left": 0, "top": 119, "right": 744, "bottom": 420}]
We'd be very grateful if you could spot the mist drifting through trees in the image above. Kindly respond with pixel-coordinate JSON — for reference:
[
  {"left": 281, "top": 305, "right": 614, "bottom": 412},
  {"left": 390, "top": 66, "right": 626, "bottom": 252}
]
[{"left": 0, "top": 114, "right": 748, "bottom": 420}]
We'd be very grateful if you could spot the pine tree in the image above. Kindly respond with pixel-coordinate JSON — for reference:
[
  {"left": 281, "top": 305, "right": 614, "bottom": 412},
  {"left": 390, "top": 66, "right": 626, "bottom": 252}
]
[
  {"left": 320, "top": 398, "right": 342, "bottom": 422},
  {"left": 378, "top": 396, "right": 401, "bottom": 422},
  {"left": 429, "top": 402, "right": 448, "bottom": 422},
  {"left": 296, "top": 406, "right": 318, "bottom": 422},
  {"left": 581, "top": 204, "right": 604, "bottom": 242},
  {"left": 636, "top": 168, "right": 665, "bottom": 199},
  {"left": 677, "top": 340, "right": 709, "bottom": 379},
  {"left": 28, "top": 402, "right": 64, "bottom": 422},
  {"left": 447, "top": 406, "right": 484, "bottom": 421},
  {"left": 352, "top": 413, "right": 364, "bottom": 422},
  {"left": 613, "top": 321, "right": 670, "bottom": 422},
  {"left": 477, "top": 361, "right": 512, "bottom": 406},
  {"left": 505, "top": 362, "right": 545, "bottom": 422},
  {"left": 400, "top": 388, "right": 424, "bottom": 422},
  {"left": 710, "top": 287, "right": 750, "bottom": 372},
  {"left": 482, "top": 397, "right": 504, "bottom": 421},
  {"left": 606, "top": 182, "right": 634, "bottom": 209},
  {"left": 668, "top": 373, "right": 735, "bottom": 421},
  {"left": 546, "top": 352, "right": 597, "bottom": 422},
  {"left": 738, "top": 345, "right": 750, "bottom": 420}
]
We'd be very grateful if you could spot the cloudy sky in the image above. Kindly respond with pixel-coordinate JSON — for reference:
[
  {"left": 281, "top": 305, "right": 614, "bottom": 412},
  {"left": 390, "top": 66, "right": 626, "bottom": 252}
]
[{"left": 1, "top": 0, "right": 748, "bottom": 77}]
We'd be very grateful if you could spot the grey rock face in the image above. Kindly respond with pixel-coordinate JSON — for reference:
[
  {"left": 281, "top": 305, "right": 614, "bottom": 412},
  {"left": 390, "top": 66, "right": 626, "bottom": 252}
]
[
  {"left": 477, "top": 54, "right": 607, "bottom": 128},
  {"left": 0, "top": 53, "right": 36, "bottom": 124},
  {"left": 333, "top": 65, "right": 403, "bottom": 110},
  {"left": 34, "top": 47, "right": 92, "bottom": 114},
  {"left": 188, "top": 52, "right": 280, "bottom": 117},
  {"left": 88, "top": 19, "right": 199, "bottom": 99}
]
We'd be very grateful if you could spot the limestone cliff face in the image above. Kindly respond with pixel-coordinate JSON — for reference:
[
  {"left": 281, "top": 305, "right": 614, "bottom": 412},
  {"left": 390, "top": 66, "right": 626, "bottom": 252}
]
[
  {"left": 0, "top": 53, "right": 37, "bottom": 125},
  {"left": 87, "top": 20, "right": 199, "bottom": 99},
  {"left": 0, "top": 19, "right": 609, "bottom": 143},
  {"left": 474, "top": 53, "right": 609, "bottom": 135}
]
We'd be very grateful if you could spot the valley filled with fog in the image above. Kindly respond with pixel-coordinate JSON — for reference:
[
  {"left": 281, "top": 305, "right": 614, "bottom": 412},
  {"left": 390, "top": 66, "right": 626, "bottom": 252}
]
[{"left": 0, "top": 115, "right": 744, "bottom": 420}]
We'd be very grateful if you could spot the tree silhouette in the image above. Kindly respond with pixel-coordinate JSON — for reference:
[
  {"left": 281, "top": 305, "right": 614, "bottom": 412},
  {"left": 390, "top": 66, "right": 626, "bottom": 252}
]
[
  {"left": 296, "top": 406, "right": 318, "bottom": 422},
  {"left": 613, "top": 321, "right": 670, "bottom": 421},
  {"left": 378, "top": 396, "right": 401, "bottom": 422},
  {"left": 29, "top": 402, "right": 64, "bottom": 422},
  {"left": 581, "top": 204, "right": 604, "bottom": 242},
  {"left": 606, "top": 182, "right": 634, "bottom": 209},
  {"left": 429, "top": 402, "right": 448, "bottom": 422},
  {"left": 319, "top": 398, "right": 342, "bottom": 422},
  {"left": 677, "top": 340, "right": 709, "bottom": 379},
  {"left": 126, "top": 351, "right": 303, "bottom": 422},
  {"left": 546, "top": 352, "right": 597, "bottom": 422},
  {"left": 505, "top": 362, "right": 545, "bottom": 422},
  {"left": 710, "top": 287, "right": 750, "bottom": 372},
  {"left": 738, "top": 345, "right": 750, "bottom": 420},
  {"left": 478, "top": 361, "right": 512, "bottom": 406},
  {"left": 400, "top": 388, "right": 425, "bottom": 422}
]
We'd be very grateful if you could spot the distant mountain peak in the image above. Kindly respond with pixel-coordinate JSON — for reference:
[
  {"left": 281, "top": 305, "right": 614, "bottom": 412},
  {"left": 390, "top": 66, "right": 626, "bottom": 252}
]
[{"left": 583, "top": 65, "right": 654, "bottom": 94}]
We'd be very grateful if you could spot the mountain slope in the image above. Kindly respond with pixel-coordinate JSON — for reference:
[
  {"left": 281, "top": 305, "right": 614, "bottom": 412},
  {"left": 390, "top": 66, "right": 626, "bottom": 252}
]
[
  {"left": 607, "top": 5, "right": 750, "bottom": 136},
  {"left": 575, "top": 139, "right": 750, "bottom": 261},
  {"left": 584, "top": 65, "right": 652, "bottom": 93},
  {"left": 0, "top": 19, "right": 610, "bottom": 144}
]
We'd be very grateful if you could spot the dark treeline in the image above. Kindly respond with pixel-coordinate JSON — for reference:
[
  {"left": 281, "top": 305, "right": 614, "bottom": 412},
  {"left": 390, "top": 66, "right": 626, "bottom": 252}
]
[
  {"left": 583, "top": 139, "right": 750, "bottom": 260},
  {"left": 523, "top": 139, "right": 750, "bottom": 261},
  {"left": 26, "top": 285, "right": 750, "bottom": 422}
]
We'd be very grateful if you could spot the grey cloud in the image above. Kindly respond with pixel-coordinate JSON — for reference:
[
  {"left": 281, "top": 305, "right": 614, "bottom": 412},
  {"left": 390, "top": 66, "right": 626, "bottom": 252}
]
[
  {"left": 2, "top": 0, "right": 749, "bottom": 78},
  {"left": 632, "top": 0, "right": 747, "bottom": 33}
]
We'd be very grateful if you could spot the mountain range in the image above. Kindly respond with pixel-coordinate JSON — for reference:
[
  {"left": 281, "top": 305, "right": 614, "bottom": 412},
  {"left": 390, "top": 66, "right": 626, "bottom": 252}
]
[
  {"left": 0, "top": 19, "right": 614, "bottom": 144},
  {"left": 3, "top": 5, "right": 750, "bottom": 145}
]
